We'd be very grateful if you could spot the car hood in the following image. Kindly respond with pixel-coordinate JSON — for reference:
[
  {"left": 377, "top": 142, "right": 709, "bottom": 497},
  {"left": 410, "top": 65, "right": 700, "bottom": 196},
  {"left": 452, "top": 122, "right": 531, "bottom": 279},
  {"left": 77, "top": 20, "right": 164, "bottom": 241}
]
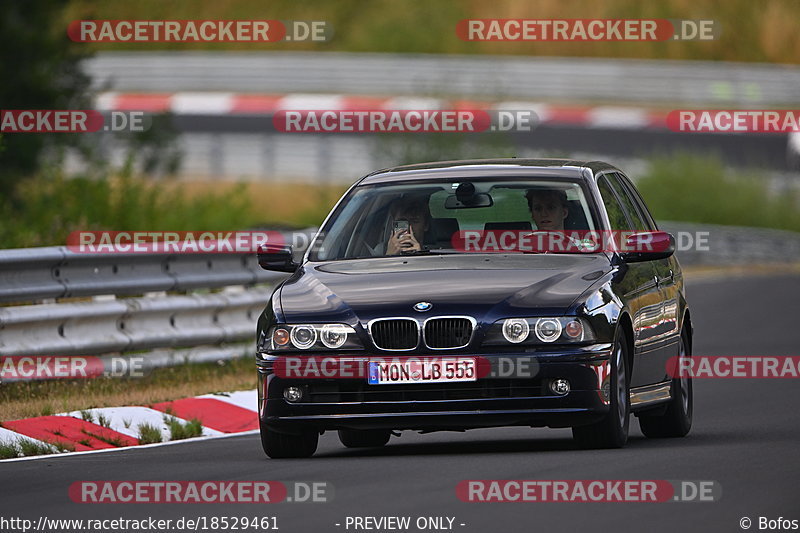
[{"left": 278, "top": 254, "right": 611, "bottom": 324}]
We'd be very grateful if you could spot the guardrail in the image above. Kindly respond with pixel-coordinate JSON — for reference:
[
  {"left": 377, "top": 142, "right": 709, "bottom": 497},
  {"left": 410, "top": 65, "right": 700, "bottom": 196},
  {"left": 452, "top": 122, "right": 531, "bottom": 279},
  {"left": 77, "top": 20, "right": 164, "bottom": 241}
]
[
  {"left": 0, "top": 246, "right": 285, "bottom": 304},
  {"left": 661, "top": 222, "right": 800, "bottom": 266},
  {"left": 0, "top": 288, "right": 272, "bottom": 357},
  {"left": 86, "top": 52, "right": 800, "bottom": 106},
  {"left": 0, "top": 231, "right": 315, "bottom": 381}
]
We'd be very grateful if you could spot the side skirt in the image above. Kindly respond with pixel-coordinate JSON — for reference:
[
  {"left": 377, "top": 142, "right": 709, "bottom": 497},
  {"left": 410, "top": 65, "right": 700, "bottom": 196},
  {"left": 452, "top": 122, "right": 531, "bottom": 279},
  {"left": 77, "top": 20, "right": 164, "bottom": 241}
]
[{"left": 629, "top": 381, "right": 671, "bottom": 412}]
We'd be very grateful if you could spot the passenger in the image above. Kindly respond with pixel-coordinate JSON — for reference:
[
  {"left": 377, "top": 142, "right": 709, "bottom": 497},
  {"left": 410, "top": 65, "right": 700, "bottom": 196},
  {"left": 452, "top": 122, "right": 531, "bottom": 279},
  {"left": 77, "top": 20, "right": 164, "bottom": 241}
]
[
  {"left": 386, "top": 195, "right": 431, "bottom": 255},
  {"left": 525, "top": 188, "right": 569, "bottom": 231}
]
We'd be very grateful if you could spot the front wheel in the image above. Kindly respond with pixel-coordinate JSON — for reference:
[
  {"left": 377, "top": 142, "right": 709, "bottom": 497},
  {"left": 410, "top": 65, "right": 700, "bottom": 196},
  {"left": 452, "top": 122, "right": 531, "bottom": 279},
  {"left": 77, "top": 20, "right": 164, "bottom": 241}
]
[
  {"left": 639, "top": 327, "right": 693, "bottom": 438},
  {"left": 572, "top": 327, "right": 630, "bottom": 449},
  {"left": 260, "top": 422, "right": 318, "bottom": 458}
]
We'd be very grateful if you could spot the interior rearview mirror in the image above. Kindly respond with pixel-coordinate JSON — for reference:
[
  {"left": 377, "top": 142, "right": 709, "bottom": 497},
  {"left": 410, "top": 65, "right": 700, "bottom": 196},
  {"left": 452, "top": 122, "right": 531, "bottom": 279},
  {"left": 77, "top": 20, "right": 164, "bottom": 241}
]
[{"left": 444, "top": 192, "right": 493, "bottom": 209}]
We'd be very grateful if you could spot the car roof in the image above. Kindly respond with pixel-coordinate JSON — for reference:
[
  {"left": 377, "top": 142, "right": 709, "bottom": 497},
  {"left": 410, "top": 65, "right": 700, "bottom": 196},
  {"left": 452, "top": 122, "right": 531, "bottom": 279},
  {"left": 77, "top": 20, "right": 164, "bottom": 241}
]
[{"left": 358, "top": 158, "right": 621, "bottom": 185}]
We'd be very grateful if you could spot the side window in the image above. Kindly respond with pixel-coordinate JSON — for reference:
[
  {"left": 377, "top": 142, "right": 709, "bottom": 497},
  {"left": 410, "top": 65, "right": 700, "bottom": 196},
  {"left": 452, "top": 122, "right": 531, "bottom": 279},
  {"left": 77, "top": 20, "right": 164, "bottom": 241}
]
[
  {"left": 597, "top": 175, "right": 631, "bottom": 231},
  {"left": 607, "top": 173, "right": 649, "bottom": 231},
  {"left": 615, "top": 173, "right": 658, "bottom": 230}
]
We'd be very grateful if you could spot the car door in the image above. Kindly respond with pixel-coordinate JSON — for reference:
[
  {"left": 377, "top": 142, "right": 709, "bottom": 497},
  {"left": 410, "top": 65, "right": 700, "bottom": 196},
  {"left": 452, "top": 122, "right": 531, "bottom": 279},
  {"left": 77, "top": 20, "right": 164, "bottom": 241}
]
[
  {"left": 607, "top": 172, "right": 679, "bottom": 384},
  {"left": 596, "top": 173, "right": 663, "bottom": 387},
  {"left": 614, "top": 172, "right": 681, "bottom": 381}
]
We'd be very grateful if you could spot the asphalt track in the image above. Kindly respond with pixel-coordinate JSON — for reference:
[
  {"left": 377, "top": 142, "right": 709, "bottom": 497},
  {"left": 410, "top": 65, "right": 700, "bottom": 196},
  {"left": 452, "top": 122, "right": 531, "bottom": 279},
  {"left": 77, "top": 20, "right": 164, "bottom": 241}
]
[{"left": 1, "top": 273, "right": 799, "bottom": 533}]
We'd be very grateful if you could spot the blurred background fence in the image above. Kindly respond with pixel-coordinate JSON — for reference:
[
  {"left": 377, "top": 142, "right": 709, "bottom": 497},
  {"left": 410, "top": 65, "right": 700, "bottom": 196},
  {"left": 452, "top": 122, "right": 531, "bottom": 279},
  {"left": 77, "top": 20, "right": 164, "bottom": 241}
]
[{"left": 60, "top": 51, "right": 800, "bottom": 182}]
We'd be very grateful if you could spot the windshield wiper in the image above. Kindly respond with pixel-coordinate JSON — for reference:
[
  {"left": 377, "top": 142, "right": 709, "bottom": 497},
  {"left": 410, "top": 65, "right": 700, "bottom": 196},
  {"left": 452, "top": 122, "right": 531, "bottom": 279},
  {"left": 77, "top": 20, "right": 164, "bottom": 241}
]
[{"left": 399, "top": 249, "right": 462, "bottom": 256}]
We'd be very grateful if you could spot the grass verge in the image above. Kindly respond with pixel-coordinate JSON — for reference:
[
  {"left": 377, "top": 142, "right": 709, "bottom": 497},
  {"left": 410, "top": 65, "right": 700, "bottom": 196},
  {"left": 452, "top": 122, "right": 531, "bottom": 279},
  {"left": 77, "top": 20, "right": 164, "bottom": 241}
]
[
  {"left": 0, "top": 173, "right": 346, "bottom": 249},
  {"left": 0, "top": 357, "right": 256, "bottom": 422},
  {"left": 0, "top": 438, "right": 71, "bottom": 459}
]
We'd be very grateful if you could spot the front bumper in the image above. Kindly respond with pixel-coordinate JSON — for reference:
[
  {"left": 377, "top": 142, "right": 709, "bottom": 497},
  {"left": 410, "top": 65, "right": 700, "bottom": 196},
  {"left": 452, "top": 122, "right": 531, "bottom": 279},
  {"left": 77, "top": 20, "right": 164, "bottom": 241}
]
[{"left": 257, "top": 348, "right": 612, "bottom": 433}]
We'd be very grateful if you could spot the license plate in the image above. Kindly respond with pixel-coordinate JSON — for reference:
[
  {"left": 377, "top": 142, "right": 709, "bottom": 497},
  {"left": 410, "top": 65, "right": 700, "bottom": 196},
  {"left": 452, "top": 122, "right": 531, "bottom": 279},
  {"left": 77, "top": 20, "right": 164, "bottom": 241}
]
[{"left": 367, "top": 358, "right": 477, "bottom": 385}]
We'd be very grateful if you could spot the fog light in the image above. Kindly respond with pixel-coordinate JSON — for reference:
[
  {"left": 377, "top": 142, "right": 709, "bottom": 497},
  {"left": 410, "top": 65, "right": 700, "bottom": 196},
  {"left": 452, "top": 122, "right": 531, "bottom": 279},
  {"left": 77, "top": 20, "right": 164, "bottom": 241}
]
[
  {"left": 602, "top": 381, "right": 611, "bottom": 403},
  {"left": 550, "top": 379, "right": 570, "bottom": 396},
  {"left": 283, "top": 386, "right": 303, "bottom": 402}
]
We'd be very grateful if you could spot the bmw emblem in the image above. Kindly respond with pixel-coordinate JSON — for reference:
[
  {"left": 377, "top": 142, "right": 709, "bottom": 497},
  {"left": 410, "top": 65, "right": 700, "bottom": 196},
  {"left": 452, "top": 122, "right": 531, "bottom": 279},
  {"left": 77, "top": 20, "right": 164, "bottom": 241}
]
[{"left": 413, "top": 302, "right": 433, "bottom": 312}]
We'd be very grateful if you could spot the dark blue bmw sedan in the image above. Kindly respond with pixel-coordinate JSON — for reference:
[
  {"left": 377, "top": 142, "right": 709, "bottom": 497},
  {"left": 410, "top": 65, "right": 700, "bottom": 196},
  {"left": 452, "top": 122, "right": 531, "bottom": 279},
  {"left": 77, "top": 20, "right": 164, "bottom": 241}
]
[{"left": 255, "top": 159, "right": 693, "bottom": 458}]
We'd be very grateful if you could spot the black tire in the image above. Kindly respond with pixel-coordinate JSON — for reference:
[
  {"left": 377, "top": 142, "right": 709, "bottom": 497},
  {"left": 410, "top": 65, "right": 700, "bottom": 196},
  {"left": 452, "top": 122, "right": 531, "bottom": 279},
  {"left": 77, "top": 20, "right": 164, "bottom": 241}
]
[
  {"left": 639, "top": 328, "right": 693, "bottom": 438},
  {"left": 260, "top": 422, "right": 318, "bottom": 458},
  {"left": 572, "top": 327, "right": 630, "bottom": 449},
  {"left": 338, "top": 428, "right": 391, "bottom": 448}
]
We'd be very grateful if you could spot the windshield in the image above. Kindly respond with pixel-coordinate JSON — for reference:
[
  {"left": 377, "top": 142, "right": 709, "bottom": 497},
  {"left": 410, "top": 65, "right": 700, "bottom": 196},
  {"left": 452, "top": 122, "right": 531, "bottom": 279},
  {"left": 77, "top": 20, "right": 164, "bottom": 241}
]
[{"left": 309, "top": 178, "right": 598, "bottom": 261}]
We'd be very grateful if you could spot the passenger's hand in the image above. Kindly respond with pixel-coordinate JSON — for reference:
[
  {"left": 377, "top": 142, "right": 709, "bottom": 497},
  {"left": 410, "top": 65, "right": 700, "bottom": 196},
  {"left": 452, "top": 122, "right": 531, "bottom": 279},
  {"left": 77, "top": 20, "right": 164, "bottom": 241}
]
[{"left": 387, "top": 229, "right": 421, "bottom": 255}]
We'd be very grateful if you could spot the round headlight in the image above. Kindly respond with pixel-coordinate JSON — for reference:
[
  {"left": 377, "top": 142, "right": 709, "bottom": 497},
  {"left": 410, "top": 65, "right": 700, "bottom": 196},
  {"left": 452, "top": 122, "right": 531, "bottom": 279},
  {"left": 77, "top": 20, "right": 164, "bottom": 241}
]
[
  {"left": 290, "top": 325, "right": 317, "bottom": 349},
  {"left": 535, "top": 318, "right": 562, "bottom": 343},
  {"left": 502, "top": 318, "right": 530, "bottom": 344},
  {"left": 320, "top": 324, "right": 349, "bottom": 349}
]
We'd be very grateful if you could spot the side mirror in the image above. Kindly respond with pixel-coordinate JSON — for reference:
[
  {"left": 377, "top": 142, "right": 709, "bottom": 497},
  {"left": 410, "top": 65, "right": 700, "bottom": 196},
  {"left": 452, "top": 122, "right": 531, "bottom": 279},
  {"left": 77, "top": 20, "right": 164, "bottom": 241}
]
[
  {"left": 257, "top": 244, "right": 298, "bottom": 272},
  {"left": 619, "top": 231, "right": 675, "bottom": 263}
]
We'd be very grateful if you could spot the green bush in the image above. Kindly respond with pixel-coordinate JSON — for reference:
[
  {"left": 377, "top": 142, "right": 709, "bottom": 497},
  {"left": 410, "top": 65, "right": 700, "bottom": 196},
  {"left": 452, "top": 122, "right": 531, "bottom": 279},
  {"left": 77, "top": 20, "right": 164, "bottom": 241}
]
[
  {"left": 636, "top": 154, "right": 800, "bottom": 232},
  {"left": 0, "top": 171, "right": 257, "bottom": 249}
]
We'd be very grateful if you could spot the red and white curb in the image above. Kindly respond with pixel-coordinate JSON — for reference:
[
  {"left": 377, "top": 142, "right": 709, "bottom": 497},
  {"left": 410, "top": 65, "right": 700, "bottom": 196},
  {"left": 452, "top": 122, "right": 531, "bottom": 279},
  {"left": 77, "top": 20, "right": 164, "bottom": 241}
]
[
  {"left": 95, "top": 91, "right": 670, "bottom": 130},
  {"left": 0, "top": 389, "right": 259, "bottom": 460}
]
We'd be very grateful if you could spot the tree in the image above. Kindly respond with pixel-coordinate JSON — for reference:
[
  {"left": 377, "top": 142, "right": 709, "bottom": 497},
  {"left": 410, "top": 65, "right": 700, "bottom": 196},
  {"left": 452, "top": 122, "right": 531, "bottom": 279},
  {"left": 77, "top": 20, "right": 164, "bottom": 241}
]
[{"left": 0, "top": 0, "right": 92, "bottom": 197}]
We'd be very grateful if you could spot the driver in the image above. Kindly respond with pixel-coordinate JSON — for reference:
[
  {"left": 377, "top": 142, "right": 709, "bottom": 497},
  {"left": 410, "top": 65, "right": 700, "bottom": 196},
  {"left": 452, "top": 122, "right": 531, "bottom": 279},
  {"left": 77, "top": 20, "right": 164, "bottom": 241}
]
[
  {"left": 524, "top": 188, "right": 591, "bottom": 253},
  {"left": 525, "top": 188, "right": 569, "bottom": 230}
]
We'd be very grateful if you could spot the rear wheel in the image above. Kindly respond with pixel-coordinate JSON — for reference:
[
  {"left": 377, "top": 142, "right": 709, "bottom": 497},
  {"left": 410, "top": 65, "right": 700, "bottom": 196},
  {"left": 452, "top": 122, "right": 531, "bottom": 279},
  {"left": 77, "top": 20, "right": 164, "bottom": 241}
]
[
  {"left": 260, "top": 422, "right": 318, "bottom": 458},
  {"left": 572, "top": 328, "right": 630, "bottom": 449},
  {"left": 639, "top": 328, "right": 693, "bottom": 438},
  {"left": 338, "top": 428, "right": 391, "bottom": 448}
]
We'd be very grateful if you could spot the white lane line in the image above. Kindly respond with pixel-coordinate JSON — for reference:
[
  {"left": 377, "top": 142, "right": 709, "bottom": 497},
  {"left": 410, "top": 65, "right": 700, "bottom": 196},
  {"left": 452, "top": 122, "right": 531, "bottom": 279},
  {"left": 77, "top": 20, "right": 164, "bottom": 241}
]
[
  {"left": 276, "top": 94, "right": 345, "bottom": 111},
  {"left": 588, "top": 106, "right": 650, "bottom": 129},
  {"left": 171, "top": 92, "right": 234, "bottom": 115}
]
